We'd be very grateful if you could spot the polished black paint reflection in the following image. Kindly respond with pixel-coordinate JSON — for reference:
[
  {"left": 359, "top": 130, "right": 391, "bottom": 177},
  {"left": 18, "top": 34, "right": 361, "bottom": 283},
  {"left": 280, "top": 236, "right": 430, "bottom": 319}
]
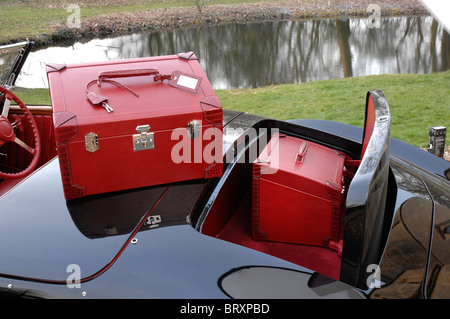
[
  {"left": 369, "top": 159, "right": 434, "bottom": 298},
  {"left": 0, "top": 107, "right": 449, "bottom": 298},
  {"left": 219, "top": 266, "right": 364, "bottom": 299},
  {"left": 1, "top": 223, "right": 324, "bottom": 299},
  {"left": 368, "top": 154, "right": 450, "bottom": 299},
  {"left": 68, "top": 185, "right": 169, "bottom": 239},
  {"left": 0, "top": 158, "right": 206, "bottom": 284},
  {"left": 340, "top": 90, "right": 394, "bottom": 289},
  {"left": 68, "top": 181, "right": 205, "bottom": 239},
  {"left": 0, "top": 159, "right": 148, "bottom": 282}
]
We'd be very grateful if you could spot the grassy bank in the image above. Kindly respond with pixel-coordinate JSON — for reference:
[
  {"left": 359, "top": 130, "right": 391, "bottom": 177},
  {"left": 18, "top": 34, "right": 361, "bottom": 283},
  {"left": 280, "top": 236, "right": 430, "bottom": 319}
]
[
  {"left": 15, "top": 71, "right": 449, "bottom": 149},
  {"left": 1, "top": 0, "right": 192, "bottom": 43},
  {"left": 217, "top": 71, "right": 450, "bottom": 148},
  {"left": 0, "top": 0, "right": 427, "bottom": 45}
]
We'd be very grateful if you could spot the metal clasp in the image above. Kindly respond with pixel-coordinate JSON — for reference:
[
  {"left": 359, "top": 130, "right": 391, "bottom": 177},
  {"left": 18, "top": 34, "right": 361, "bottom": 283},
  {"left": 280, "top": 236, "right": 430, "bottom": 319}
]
[
  {"left": 187, "top": 120, "right": 200, "bottom": 139},
  {"left": 85, "top": 132, "right": 99, "bottom": 153},
  {"left": 145, "top": 215, "right": 162, "bottom": 228},
  {"left": 133, "top": 124, "right": 154, "bottom": 151}
]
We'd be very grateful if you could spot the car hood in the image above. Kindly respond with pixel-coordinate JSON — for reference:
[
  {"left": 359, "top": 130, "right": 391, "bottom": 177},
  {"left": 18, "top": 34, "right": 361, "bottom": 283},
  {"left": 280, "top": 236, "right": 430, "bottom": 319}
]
[
  {"left": 0, "top": 158, "right": 203, "bottom": 283},
  {"left": 0, "top": 110, "right": 264, "bottom": 285}
]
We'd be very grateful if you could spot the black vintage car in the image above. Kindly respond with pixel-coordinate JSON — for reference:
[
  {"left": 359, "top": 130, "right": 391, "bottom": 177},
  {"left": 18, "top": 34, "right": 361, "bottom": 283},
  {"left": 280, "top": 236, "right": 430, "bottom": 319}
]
[{"left": 0, "top": 7, "right": 449, "bottom": 300}]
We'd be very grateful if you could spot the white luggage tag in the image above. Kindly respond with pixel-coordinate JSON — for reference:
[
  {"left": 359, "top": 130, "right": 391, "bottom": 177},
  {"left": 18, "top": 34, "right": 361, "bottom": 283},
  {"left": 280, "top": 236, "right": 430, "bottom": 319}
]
[{"left": 168, "top": 71, "right": 202, "bottom": 94}]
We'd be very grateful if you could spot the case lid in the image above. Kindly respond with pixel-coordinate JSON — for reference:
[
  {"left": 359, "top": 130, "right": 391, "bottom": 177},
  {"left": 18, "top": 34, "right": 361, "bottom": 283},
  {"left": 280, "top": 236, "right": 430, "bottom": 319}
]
[
  {"left": 255, "top": 132, "right": 345, "bottom": 201},
  {"left": 47, "top": 53, "right": 221, "bottom": 143}
]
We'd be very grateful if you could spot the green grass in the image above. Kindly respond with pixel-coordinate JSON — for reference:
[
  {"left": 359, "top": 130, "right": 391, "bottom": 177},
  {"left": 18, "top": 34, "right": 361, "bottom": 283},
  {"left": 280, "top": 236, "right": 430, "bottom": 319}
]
[
  {"left": 0, "top": 0, "right": 280, "bottom": 43},
  {"left": 12, "top": 87, "right": 51, "bottom": 105},
  {"left": 14, "top": 71, "right": 450, "bottom": 149},
  {"left": 0, "top": 1, "right": 187, "bottom": 42},
  {"left": 216, "top": 71, "right": 450, "bottom": 148}
]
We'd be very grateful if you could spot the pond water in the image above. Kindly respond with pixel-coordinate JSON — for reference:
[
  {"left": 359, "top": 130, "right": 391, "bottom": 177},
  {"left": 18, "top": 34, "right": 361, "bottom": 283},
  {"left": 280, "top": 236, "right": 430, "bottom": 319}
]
[{"left": 17, "top": 15, "right": 450, "bottom": 90}]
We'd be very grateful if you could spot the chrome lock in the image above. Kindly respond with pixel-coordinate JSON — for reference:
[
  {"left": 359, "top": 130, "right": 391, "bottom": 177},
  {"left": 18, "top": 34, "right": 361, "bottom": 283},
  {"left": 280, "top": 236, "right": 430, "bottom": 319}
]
[
  {"left": 133, "top": 124, "right": 154, "bottom": 151},
  {"left": 85, "top": 132, "right": 99, "bottom": 153}
]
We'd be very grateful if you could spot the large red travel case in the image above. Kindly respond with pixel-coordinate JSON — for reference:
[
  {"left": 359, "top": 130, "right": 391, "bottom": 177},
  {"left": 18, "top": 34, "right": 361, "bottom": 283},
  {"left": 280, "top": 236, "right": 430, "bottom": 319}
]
[
  {"left": 252, "top": 133, "right": 345, "bottom": 247},
  {"left": 47, "top": 52, "right": 222, "bottom": 200}
]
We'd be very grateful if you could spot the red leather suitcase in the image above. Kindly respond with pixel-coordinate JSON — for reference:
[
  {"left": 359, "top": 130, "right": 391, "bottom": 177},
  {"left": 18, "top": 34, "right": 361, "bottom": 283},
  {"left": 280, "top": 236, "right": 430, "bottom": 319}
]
[
  {"left": 252, "top": 132, "right": 345, "bottom": 247},
  {"left": 47, "top": 52, "right": 222, "bottom": 200}
]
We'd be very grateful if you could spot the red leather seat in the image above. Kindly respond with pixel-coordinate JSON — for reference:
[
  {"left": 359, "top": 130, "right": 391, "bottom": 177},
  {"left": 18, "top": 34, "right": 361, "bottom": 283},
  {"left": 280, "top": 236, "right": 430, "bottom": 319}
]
[{"left": 0, "top": 108, "right": 56, "bottom": 197}]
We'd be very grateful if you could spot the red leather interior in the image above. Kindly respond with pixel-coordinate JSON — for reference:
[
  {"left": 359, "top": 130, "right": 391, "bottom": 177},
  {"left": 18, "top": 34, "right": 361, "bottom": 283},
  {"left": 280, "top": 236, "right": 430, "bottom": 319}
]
[
  {"left": 362, "top": 93, "right": 375, "bottom": 159},
  {"left": 217, "top": 192, "right": 342, "bottom": 280},
  {"left": 0, "top": 112, "right": 56, "bottom": 197}
]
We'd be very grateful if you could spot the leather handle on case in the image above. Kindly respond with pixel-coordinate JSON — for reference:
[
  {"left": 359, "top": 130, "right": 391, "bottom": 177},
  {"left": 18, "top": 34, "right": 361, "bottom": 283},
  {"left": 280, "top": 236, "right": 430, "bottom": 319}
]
[
  {"left": 295, "top": 141, "right": 308, "bottom": 163},
  {"left": 98, "top": 68, "right": 160, "bottom": 82},
  {"left": 87, "top": 68, "right": 175, "bottom": 105}
]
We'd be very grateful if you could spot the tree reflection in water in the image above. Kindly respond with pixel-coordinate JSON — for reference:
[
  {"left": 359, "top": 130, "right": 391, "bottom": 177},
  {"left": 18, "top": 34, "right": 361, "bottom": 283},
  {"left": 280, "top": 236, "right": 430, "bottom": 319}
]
[
  {"left": 16, "top": 16, "right": 450, "bottom": 90},
  {"left": 142, "top": 16, "right": 450, "bottom": 89}
]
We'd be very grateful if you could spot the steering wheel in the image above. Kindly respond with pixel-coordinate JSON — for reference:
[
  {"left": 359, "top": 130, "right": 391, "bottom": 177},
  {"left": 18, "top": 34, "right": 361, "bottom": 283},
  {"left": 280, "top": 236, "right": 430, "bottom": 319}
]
[{"left": 0, "top": 85, "right": 41, "bottom": 179}]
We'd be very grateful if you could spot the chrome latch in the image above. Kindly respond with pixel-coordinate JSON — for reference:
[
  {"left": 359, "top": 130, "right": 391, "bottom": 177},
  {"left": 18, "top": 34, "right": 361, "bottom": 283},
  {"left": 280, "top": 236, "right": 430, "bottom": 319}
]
[
  {"left": 187, "top": 120, "right": 200, "bottom": 139},
  {"left": 133, "top": 124, "right": 154, "bottom": 151},
  {"left": 85, "top": 132, "right": 99, "bottom": 153},
  {"left": 145, "top": 215, "right": 162, "bottom": 228}
]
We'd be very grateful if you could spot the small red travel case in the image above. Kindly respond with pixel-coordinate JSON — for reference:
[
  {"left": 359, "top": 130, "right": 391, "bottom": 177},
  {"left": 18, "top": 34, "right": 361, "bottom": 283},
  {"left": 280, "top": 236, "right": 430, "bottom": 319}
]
[{"left": 252, "top": 133, "right": 345, "bottom": 247}]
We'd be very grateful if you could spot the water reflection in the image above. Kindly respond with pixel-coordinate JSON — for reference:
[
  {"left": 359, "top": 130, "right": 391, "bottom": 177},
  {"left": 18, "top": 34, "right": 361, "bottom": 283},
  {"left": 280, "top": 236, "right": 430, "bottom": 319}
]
[{"left": 17, "top": 16, "right": 450, "bottom": 90}]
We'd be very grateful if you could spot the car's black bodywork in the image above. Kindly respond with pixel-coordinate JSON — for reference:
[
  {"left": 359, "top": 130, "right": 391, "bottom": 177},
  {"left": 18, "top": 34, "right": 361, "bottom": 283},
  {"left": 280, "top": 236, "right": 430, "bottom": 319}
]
[{"left": 1, "top": 105, "right": 449, "bottom": 299}]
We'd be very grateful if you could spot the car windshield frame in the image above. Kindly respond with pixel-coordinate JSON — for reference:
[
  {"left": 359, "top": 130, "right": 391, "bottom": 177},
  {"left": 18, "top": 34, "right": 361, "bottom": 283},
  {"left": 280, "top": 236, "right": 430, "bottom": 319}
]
[{"left": 0, "top": 41, "right": 33, "bottom": 91}]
